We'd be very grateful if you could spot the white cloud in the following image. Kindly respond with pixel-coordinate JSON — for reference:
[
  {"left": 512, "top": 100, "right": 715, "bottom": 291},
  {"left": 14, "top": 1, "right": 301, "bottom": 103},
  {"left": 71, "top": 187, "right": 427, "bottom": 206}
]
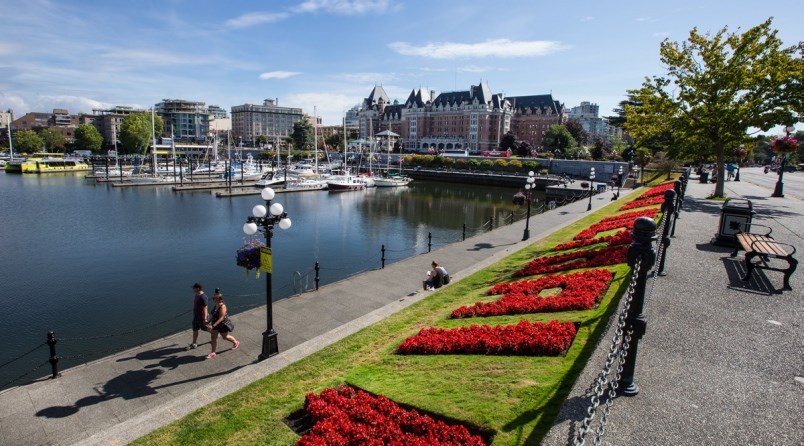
[
  {"left": 388, "top": 39, "right": 568, "bottom": 59},
  {"left": 0, "top": 42, "right": 19, "bottom": 56},
  {"left": 418, "top": 67, "right": 448, "bottom": 72},
  {"left": 284, "top": 92, "right": 362, "bottom": 125},
  {"left": 293, "top": 0, "right": 393, "bottom": 15},
  {"left": 0, "top": 93, "right": 29, "bottom": 115},
  {"left": 37, "top": 95, "right": 115, "bottom": 114},
  {"left": 259, "top": 71, "right": 302, "bottom": 80},
  {"left": 580, "top": 16, "right": 594, "bottom": 22},
  {"left": 224, "top": 11, "right": 289, "bottom": 29},
  {"left": 652, "top": 32, "right": 670, "bottom": 38},
  {"left": 337, "top": 72, "right": 398, "bottom": 84},
  {"left": 458, "top": 65, "right": 494, "bottom": 73}
]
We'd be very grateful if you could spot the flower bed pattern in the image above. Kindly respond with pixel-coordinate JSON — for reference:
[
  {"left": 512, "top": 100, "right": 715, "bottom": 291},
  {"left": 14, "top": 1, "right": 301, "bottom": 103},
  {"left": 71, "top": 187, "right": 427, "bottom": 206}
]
[
  {"left": 618, "top": 182, "right": 675, "bottom": 211},
  {"left": 297, "top": 385, "right": 486, "bottom": 446},
  {"left": 553, "top": 230, "right": 631, "bottom": 251},
  {"left": 514, "top": 244, "right": 628, "bottom": 277},
  {"left": 572, "top": 208, "right": 660, "bottom": 240},
  {"left": 397, "top": 320, "right": 577, "bottom": 356},
  {"left": 451, "top": 269, "right": 613, "bottom": 318}
]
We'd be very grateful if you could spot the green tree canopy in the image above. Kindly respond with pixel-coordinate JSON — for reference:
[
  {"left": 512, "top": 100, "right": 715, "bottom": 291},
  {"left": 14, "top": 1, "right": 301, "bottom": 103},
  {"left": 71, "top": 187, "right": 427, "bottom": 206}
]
[
  {"left": 500, "top": 131, "right": 517, "bottom": 151},
  {"left": 38, "top": 128, "right": 67, "bottom": 151},
  {"left": 120, "top": 112, "right": 163, "bottom": 154},
  {"left": 13, "top": 129, "right": 44, "bottom": 153},
  {"left": 542, "top": 125, "right": 577, "bottom": 155},
  {"left": 291, "top": 120, "right": 314, "bottom": 150},
  {"left": 624, "top": 18, "right": 803, "bottom": 197},
  {"left": 565, "top": 118, "right": 589, "bottom": 146},
  {"left": 74, "top": 124, "right": 104, "bottom": 153},
  {"left": 256, "top": 134, "right": 268, "bottom": 147}
]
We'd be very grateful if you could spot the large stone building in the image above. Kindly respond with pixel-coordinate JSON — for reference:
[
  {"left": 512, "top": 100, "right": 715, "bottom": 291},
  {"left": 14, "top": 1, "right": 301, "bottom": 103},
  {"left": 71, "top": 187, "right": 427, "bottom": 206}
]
[
  {"left": 231, "top": 99, "right": 303, "bottom": 147},
  {"left": 358, "top": 82, "right": 563, "bottom": 153},
  {"left": 155, "top": 99, "right": 210, "bottom": 143}
]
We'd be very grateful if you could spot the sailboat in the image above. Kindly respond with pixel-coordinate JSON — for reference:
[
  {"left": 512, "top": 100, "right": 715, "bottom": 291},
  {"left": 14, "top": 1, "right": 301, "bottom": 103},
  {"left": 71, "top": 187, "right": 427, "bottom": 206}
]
[
  {"left": 373, "top": 129, "right": 411, "bottom": 187},
  {"left": 3, "top": 115, "right": 24, "bottom": 173}
]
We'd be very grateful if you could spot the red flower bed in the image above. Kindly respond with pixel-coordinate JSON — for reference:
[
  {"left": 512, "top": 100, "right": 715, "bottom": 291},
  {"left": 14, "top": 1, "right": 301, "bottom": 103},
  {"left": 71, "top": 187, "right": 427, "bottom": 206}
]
[
  {"left": 297, "top": 385, "right": 486, "bottom": 446},
  {"left": 451, "top": 269, "right": 613, "bottom": 318},
  {"left": 514, "top": 244, "right": 628, "bottom": 277},
  {"left": 638, "top": 182, "right": 675, "bottom": 199},
  {"left": 397, "top": 320, "right": 577, "bottom": 356},
  {"left": 573, "top": 209, "right": 659, "bottom": 241},
  {"left": 554, "top": 230, "right": 630, "bottom": 251},
  {"left": 618, "top": 195, "right": 665, "bottom": 211}
]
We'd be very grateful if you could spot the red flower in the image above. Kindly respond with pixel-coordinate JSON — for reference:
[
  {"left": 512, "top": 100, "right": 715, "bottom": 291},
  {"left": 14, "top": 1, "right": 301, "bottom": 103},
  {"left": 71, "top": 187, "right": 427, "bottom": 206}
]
[
  {"left": 397, "top": 320, "right": 577, "bottom": 356},
  {"left": 451, "top": 269, "right": 613, "bottom": 318},
  {"left": 514, "top": 244, "right": 628, "bottom": 277},
  {"left": 297, "top": 386, "right": 487, "bottom": 446}
]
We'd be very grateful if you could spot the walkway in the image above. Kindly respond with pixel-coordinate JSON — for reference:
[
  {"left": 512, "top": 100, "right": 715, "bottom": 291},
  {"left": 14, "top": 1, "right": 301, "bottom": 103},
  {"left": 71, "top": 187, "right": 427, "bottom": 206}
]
[
  {"left": 0, "top": 187, "right": 629, "bottom": 446},
  {"left": 542, "top": 172, "right": 803, "bottom": 445}
]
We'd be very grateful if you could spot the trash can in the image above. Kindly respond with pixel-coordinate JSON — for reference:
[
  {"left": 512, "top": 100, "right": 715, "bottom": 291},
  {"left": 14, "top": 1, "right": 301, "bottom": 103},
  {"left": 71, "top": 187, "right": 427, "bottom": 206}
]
[
  {"left": 713, "top": 198, "right": 754, "bottom": 246},
  {"left": 699, "top": 171, "right": 709, "bottom": 183}
]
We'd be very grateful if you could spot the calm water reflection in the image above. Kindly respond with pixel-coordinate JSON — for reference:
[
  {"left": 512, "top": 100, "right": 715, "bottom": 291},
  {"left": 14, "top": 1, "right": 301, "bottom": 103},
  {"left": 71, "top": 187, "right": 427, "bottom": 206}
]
[{"left": 0, "top": 172, "right": 541, "bottom": 388}]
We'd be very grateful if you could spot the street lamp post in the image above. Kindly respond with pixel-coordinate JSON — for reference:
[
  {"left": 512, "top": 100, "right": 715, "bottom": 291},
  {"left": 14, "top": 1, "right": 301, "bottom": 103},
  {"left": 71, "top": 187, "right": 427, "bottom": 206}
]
[
  {"left": 587, "top": 167, "right": 596, "bottom": 211},
  {"left": 616, "top": 165, "right": 624, "bottom": 199},
  {"left": 772, "top": 126, "right": 796, "bottom": 198},
  {"left": 522, "top": 171, "right": 536, "bottom": 241},
  {"left": 243, "top": 187, "right": 292, "bottom": 361}
]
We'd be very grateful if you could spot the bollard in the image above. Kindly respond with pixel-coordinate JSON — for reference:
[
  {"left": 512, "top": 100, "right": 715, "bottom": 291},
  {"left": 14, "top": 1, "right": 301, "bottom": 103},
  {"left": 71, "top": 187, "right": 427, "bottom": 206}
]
[
  {"left": 489, "top": 216, "right": 494, "bottom": 231},
  {"left": 510, "top": 211, "right": 514, "bottom": 225},
  {"left": 462, "top": 224, "right": 466, "bottom": 241},
  {"left": 670, "top": 181, "right": 682, "bottom": 237},
  {"left": 314, "top": 262, "right": 320, "bottom": 291},
  {"left": 381, "top": 244, "right": 385, "bottom": 269},
  {"left": 657, "top": 190, "right": 676, "bottom": 274},
  {"left": 428, "top": 232, "right": 432, "bottom": 253},
  {"left": 47, "top": 331, "right": 61, "bottom": 379},
  {"left": 618, "top": 217, "right": 657, "bottom": 396}
]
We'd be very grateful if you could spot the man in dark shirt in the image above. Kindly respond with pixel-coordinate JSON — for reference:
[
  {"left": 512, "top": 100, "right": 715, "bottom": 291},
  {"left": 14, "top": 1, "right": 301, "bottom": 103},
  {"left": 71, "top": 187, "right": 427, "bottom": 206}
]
[{"left": 188, "top": 283, "right": 209, "bottom": 350}]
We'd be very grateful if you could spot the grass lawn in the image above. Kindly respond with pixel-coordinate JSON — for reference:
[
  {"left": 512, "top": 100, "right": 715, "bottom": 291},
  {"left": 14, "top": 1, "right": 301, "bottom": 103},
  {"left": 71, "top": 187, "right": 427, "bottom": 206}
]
[{"left": 132, "top": 186, "right": 663, "bottom": 446}]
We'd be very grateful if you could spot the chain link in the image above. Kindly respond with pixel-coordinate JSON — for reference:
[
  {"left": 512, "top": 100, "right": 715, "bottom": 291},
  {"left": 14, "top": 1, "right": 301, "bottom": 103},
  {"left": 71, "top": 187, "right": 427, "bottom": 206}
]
[{"left": 574, "top": 257, "right": 641, "bottom": 446}]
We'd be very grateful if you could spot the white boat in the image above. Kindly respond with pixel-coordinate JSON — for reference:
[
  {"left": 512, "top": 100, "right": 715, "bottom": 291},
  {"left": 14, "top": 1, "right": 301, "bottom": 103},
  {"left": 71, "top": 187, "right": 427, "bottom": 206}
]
[
  {"left": 225, "top": 154, "right": 263, "bottom": 180},
  {"left": 255, "top": 169, "right": 285, "bottom": 188},
  {"left": 374, "top": 174, "right": 412, "bottom": 187},
  {"left": 327, "top": 172, "right": 366, "bottom": 191},
  {"left": 286, "top": 178, "right": 328, "bottom": 191}
]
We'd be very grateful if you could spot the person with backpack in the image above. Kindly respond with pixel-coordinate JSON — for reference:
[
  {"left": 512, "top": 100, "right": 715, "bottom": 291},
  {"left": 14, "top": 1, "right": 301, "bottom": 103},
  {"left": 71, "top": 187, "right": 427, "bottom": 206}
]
[{"left": 423, "top": 261, "right": 450, "bottom": 291}]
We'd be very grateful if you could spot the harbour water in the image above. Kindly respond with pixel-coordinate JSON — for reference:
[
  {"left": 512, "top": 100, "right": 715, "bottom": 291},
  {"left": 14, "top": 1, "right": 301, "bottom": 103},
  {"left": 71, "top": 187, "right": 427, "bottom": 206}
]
[{"left": 0, "top": 172, "right": 543, "bottom": 390}]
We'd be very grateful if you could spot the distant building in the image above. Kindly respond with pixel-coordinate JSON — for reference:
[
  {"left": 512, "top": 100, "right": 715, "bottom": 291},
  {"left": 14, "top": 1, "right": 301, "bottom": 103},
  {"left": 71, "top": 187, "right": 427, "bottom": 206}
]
[
  {"left": 155, "top": 99, "right": 210, "bottom": 143},
  {"left": 0, "top": 110, "right": 14, "bottom": 129},
  {"left": 567, "top": 101, "right": 612, "bottom": 142},
  {"left": 344, "top": 105, "right": 360, "bottom": 130},
  {"left": 91, "top": 106, "right": 147, "bottom": 149},
  {"left": 231, "top": 99, "right": 303, "bottom": 147},
  {"left": 508, "top": 94, "right": 566, "bottom": 150}
]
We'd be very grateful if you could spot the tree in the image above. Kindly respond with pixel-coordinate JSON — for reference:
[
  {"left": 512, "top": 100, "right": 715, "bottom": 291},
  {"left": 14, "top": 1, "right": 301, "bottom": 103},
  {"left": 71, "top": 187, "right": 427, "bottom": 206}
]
[
  {"left": 591, "top": 135, "right": 611, "bottom": 160},
  {"left": 624, "top": 18, "right": 803, "bottom": 197},
  {"left": 256, "top": 134, "right": 268, "bottom": 147},
  {"left": 39, "top": 128, "right": 67, "bottom": 151},
  {"left": 120, "top": 112, "right": 163, "bottom": 154},
  {"left": 74, "top": 124, "right": 104, "bottom": 153},
  {"left": 325, "top": 132, "right": 344, "bottom": 151},
  {"left": 515, "top": 141, "right": 531, "bottom": 157},
  {"left": 634, "top": 147, "right": 652, "bottom": 184},
  {"left": 500, "top": 131, "right": 517, "bottom": 151},
  {"left": 542, "top": 125, "right": 577, "bottom": 155},
  {"left": 290, "top": 120, "right": 314, "bottom": 150},
  {"left": 13, "top": 129, "right": 44, "bottom": 153},
  {"left": 565, "top": 118, "right": 589, "bottom": 146}
]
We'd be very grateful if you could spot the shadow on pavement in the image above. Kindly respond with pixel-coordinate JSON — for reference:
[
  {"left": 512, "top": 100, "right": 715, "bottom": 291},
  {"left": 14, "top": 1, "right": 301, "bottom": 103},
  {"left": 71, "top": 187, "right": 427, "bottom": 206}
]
[{"left": 721, "top": 256, "right": 782, "bottom": 295}]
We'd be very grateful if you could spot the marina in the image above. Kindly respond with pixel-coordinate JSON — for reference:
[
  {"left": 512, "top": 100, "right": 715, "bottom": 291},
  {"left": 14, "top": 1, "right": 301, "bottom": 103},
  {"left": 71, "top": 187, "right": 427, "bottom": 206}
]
[{"left": 0, "top": 171, "right": 542, "bottom": 390}]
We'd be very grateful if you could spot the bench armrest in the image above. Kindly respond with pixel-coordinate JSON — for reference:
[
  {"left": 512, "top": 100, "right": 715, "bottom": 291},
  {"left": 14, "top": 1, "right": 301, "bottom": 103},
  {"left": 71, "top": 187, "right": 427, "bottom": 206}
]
[
  {"left": 741, "top": 223, "right": 772, "bottom": 237},
  {"left": 749, "top": 239, "right": 796, "bottom": 256}
]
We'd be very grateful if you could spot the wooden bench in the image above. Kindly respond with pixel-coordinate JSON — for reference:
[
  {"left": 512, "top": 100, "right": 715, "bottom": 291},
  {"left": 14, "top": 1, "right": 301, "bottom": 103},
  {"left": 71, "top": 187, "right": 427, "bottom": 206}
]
[{"left": 731, "top": 224, "right": 798, "bottom": 290}]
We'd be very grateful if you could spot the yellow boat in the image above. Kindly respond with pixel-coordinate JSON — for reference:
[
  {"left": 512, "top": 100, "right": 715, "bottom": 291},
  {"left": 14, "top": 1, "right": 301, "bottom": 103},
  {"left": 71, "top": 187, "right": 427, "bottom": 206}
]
[{"left": 20, "top": 153, "right": 91, "bottom": 174}]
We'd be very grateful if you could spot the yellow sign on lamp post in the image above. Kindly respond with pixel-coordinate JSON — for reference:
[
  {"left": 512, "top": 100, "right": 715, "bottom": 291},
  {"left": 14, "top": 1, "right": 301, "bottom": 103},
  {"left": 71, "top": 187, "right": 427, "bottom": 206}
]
[{"left": 260, "top": 247, "right": 272, "bottom": 273}]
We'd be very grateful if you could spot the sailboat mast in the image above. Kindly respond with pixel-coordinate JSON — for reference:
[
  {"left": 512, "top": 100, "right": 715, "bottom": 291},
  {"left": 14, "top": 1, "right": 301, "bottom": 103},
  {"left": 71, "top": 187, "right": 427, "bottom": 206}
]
[
  {"left": 7, "top": 114, "right": 13, "bottom": 159},
  {"left": 151, "top": 108, "right": 158, "bottom": 177},
  {"left": 313, "top": 106, "right": 319, "bottom": 174}
]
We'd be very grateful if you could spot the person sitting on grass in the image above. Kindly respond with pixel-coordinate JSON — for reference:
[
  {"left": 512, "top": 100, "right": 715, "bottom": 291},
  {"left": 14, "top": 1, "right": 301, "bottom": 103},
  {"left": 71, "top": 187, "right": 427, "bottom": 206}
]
[{"left": 423, "top": 261, "right": 450, "bottom": 290}]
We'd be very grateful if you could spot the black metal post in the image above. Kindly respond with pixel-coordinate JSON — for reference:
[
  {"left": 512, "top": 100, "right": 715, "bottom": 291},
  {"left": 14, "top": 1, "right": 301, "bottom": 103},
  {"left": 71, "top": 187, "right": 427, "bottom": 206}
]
[
  {"left": 618, "top": 217, "right": 657, "bottom": 396},
  {"left": 258, "top": 216, "right": 278, "bottom": 361},
  {"left": 381, "top": 244, "right": 385, "bottom": 269},
  {"left": 523, "top": 191, "right": 532, "bottom": 241},
  {"left": 670, "top": 180, "right": 682, "bottom": 237},
  {"left": 47, "top": 331, "right": 61, "bottom": 379},
  {"left": 657, "top": 190, "right": 676, "bottom": 275},
  {"left": 428, "top": 232, "right": 432, "bottom": 253},
  {"left": 314, "top": 261, "right": 320, "bottom": 291},
  {"left": 489, "top": 216, "right": 494, "bottom": 231},
  {"left": 772, "top": 157, "right": 787, "bottom": 198},
  {"left": 734, "top": 163, "right": 741, "bottom": 181},
  {"left": 587, "top": 181, "right": 593, "bottom": 211},
  {"left": 462, "top": 224, "right": 466, "bottom": 241}
]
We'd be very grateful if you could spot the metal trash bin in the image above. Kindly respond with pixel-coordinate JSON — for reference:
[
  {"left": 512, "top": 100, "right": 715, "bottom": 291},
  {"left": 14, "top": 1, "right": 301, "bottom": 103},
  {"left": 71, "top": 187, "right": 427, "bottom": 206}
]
[
  {"left": 596, "top": 184, "right": 607, "bottom": 193},
  {"left": 713, "top": 198, "right": 754, "bottom": 246},
  {"left": 699, "top": 171, "right": 709, "bottom": 183}
]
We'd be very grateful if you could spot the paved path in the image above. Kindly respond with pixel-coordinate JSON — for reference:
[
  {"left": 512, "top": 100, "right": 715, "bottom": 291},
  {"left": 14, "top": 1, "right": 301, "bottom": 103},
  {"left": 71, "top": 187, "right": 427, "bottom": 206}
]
[
  {"left": 542, "top": 175, "right": 803, "bottom": 445},
  {"left": 0, "top": 186, "right": 631, "bottom": 446}
]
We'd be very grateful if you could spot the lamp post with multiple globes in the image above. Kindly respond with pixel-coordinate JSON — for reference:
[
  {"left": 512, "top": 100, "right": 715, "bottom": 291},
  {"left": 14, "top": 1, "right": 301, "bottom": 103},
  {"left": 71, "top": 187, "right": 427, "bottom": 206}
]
[
  {"left": 616, "top": 165, "right": 623, "bottom": 199},
  {"left": 587, "top": 167, "right": 596, "bottom": 211},
  {"left": 243, "top": 187, "right": 292, "bottom": 361},
  {"left": 522, "top": 171, "right": 536, "bottom": 241}
]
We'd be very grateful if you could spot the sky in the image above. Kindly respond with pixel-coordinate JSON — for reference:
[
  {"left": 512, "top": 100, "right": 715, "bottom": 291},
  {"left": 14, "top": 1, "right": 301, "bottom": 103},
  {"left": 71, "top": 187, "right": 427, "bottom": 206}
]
[{"left": 1, "top": 0, "right": 802, "bottom": 130}]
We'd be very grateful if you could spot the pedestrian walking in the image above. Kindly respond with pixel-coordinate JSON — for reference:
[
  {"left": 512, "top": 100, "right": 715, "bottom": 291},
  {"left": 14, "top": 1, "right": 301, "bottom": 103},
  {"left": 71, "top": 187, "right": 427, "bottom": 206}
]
[
  {"left": 206, "top": 289, "right": 239, "bottom": 359},
  {"left": 187, "top": 283, "right": 209, "bottom": 350}
]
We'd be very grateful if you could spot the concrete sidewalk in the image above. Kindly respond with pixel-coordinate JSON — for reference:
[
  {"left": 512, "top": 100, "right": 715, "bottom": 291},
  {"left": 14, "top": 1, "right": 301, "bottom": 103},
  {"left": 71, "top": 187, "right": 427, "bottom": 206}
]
[
  {"left": 0, "top": 186, "right": 632, "bottom": 446},
  {"left": 542, "top": 176, "right": 803, "bottom": 445}
]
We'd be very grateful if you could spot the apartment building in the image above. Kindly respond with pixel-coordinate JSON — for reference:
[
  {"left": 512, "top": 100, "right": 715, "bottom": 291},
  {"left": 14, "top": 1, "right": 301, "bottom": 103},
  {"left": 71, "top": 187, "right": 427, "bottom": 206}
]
[
  {"left": 155, "top": 99, "right": 210, "bottom": 143},
  {"left": 231, "top": 99, "right": 303, "bottom": 147}
]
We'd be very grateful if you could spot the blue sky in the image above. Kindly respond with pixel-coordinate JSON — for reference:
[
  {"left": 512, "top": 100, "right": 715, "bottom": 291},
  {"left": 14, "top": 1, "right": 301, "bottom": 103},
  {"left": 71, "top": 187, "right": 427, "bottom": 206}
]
[{"left": 1, "top": 0, "right": 802, "bottom": 128}]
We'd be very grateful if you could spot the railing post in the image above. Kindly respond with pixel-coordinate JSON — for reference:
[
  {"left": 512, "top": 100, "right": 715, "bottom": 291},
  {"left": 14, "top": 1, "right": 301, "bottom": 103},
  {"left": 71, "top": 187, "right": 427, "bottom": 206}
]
[
  {"left": 462, "top": 223, "right": 466, "bottom": 241},
  {"left": 670, "top": 180, "right": 682, "bottom": 237},
  {"left": 47, "top": 331, "right": 61, "bottom": 379},
  {"left": 657, "top": 190, "right": 676, "bottom": 275},
  {"left": 381, "top": 244, "right": 385, "bottom": 269},
  {"left": 314, "top": 261, "right": 320, "bottom": 291},
  {"left": 618, "top": 217, "right": 657, "bottom": 396},
  {"left": 428, "top": 232, "right": 432, "bottom": 253},
  {"left": 489, "top": 216, "right": 493, "bottom": 231}
]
